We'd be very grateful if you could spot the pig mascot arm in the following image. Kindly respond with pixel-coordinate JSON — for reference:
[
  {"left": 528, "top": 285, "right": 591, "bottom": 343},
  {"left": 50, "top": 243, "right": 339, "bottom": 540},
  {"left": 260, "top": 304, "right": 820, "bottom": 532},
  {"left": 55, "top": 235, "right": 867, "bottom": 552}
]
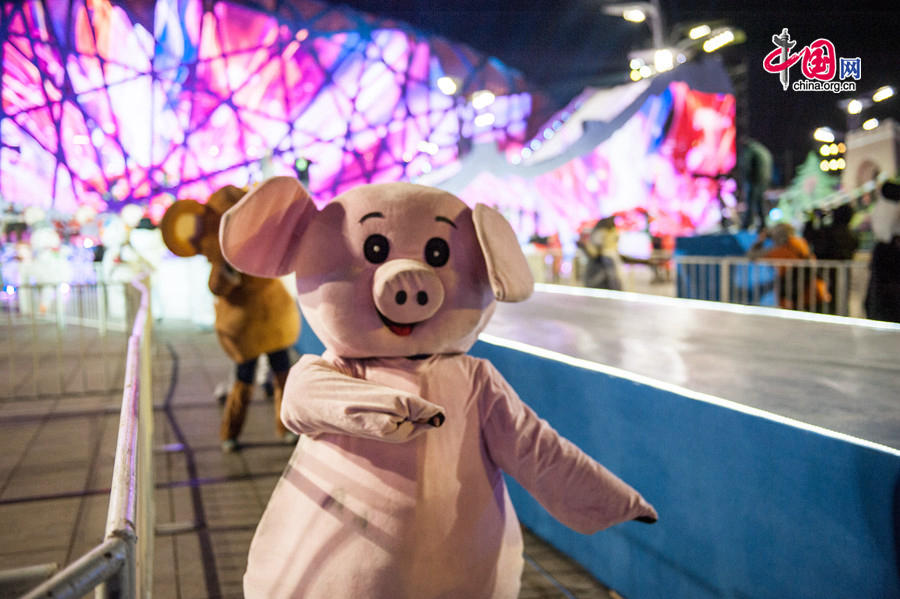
[
  {"left": 478, "top": 360, "right": 658, "bottom": 531},
  {"left": 473, "top": 202, "right": 656, "bottom": 528},
  {"left": 280, "top": 354, "right": 445, "bottom": 442}
]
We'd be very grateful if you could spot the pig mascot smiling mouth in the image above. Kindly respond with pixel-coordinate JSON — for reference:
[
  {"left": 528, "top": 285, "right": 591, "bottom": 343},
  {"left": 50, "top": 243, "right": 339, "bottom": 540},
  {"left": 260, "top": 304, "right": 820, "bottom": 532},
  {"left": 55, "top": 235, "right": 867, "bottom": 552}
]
[{"left": 220, "top": 177, "right": 657, "bottom": 599}]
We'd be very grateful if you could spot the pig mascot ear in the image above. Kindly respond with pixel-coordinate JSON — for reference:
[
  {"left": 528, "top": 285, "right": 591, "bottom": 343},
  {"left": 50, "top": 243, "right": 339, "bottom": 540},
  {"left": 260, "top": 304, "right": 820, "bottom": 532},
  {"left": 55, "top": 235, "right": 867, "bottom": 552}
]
[
  {"left": 220, "top": 176, "right": 316, "bottom": 277},
  {"left": 473, "top": 204, "right": 534, "bottom": 302}
]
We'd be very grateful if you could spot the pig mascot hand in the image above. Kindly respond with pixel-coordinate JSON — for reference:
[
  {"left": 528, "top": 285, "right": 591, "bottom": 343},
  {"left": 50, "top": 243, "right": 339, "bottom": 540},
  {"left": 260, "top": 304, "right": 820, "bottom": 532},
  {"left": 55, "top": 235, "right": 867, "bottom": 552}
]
[
  {"left": 161, "top": 185, "right": 301, "bottom": 451},
  {"left": 220, "top": 177, "right": 657, "bottom": 598}
]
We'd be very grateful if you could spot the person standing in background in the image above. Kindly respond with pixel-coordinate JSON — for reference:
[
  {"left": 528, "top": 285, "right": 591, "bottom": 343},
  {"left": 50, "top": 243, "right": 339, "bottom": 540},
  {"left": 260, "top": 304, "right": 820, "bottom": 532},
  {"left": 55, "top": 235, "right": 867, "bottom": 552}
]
[
  {"left": 738, "top": 138, "right": 774, "bottom": 231},
  {"left": 865, "top": 180, "right": 900, "bottom": 323}
]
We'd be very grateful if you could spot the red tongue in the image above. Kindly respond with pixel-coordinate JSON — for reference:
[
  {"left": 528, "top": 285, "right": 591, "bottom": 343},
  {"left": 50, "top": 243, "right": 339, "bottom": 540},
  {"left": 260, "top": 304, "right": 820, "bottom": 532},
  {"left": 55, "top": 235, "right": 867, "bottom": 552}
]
[{"left": 388, "top": 323, "right": 414, "bottom": 336}]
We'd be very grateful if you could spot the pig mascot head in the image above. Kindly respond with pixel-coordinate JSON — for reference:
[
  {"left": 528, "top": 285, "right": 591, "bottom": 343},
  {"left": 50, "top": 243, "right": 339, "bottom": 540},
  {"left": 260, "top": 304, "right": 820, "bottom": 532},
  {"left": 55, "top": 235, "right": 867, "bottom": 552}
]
[{"left": 220, "top": 176, "right": 533, "bottom": 357}]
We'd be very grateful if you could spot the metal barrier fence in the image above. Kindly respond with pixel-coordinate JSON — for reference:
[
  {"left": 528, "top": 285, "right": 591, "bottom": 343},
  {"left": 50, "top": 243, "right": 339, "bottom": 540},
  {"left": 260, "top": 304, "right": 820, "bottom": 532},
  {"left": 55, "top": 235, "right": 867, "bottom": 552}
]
[
  {"left": 1, "top": 282, "right": 139, "bottom": 400},
  {"left": 19, "top": 278, "right": 155, "bottom": 599},
  {"left": 674, "top": 256, "right": 870, "bottom": 317}
]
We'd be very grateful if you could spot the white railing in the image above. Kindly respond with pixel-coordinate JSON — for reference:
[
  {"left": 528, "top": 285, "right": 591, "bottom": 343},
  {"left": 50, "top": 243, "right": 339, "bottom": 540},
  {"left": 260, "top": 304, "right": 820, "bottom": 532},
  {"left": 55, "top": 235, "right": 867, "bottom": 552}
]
[
  {"left": 674, "top": 255, "right": 870, "bottom": 317},
  {"left": 20, "top": 277, "right": 155, "bottom": 599}
]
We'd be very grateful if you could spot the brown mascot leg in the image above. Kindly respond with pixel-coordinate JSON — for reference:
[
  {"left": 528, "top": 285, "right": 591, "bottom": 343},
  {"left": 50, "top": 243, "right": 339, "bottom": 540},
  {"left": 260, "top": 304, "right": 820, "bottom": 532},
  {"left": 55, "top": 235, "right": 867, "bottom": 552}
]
[{"left": 221, "top": 380, "right": 253, "bottom": 452}]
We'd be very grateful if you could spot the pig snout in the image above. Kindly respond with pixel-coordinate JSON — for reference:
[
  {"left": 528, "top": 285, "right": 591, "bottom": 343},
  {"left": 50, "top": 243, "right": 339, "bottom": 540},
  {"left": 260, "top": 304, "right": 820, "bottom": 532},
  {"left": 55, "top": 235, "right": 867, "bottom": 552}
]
[{"left": 372, "top": 259, "right": 445, "bottom": 326}]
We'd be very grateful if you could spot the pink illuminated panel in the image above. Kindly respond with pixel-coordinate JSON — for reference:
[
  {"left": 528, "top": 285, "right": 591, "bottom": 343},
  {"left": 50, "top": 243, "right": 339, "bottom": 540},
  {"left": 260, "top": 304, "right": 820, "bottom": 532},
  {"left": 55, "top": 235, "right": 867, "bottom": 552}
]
[
  {"left": 459, "top": 81, "right": 737, "bottom": 244},
  {"left": 2, "top": 0, "right": 733, "bottom": 247},
  {"left": 1, "top": 0, "right": 530, "bottom": 219}
]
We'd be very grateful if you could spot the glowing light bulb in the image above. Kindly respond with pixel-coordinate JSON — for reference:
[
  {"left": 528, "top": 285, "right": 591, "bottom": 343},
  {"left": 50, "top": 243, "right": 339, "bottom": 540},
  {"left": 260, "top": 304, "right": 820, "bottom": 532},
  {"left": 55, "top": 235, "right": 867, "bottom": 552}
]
[
  {"left": 813, "top": 127, "right": 835, "bottom": 143},
  {"left": 654, "top": 49, "right": 674, "bottom": 72},
  {"left": 703, "top": 30, "right": 734, "bottom": 53},
  {"left": 873, "top": 86, "right": 894, "bottom": 103},
  {"left": 689, "top": 24, "right": 711, "bottom": 40},
  {"left": 622, "top": 9, "right": 646, "bottom": 22}
]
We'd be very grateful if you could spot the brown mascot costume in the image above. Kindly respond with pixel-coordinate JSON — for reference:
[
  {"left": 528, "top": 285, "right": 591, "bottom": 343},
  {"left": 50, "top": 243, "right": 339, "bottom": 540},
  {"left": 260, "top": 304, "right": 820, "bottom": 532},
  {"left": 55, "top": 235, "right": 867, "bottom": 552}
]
[{"left": 161, "top": 185, "right": 301, "bottom": 451}]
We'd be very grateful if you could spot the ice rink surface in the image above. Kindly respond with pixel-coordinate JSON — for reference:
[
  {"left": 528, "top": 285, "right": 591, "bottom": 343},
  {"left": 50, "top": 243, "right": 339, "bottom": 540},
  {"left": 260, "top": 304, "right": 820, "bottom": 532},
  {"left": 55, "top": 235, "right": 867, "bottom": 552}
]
[{"left": 484, "top": 285, "right": 900, "bottom": 450}]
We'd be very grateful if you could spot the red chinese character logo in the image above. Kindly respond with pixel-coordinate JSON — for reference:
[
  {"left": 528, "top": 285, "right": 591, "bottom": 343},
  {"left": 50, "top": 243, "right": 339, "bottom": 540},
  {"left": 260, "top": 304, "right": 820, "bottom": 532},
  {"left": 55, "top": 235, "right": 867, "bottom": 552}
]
[
  {"left": 800, "top": 39, "right": 836, "bottom": 80},
  {"left": 763, "top": 46, "right": 801, "bottom": 74},
  {"left": 764, "top": 31, "right": 838, "bottom": 88}
]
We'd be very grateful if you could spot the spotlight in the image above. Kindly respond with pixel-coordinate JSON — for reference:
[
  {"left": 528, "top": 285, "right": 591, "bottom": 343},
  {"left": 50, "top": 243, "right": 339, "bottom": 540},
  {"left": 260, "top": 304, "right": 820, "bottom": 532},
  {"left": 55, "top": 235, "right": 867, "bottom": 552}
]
[
  {"left": 873, "top": 86, "right": 895, "bottom": 103},
  {"left": 689, "top": 24, "right": 711, "bottom": 40},
  {"left": 622, "top": 8, "right": 646, "bottom": 23},
  {"left": 702, "top": 29, "right": 735, "bottom": 53}
]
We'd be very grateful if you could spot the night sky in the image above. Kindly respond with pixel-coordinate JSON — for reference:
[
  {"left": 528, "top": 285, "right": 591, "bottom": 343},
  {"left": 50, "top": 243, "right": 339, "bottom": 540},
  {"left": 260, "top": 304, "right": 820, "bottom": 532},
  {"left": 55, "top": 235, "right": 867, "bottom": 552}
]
[{"left": 336, "top": 0, "right": 900, "bottom": 185}]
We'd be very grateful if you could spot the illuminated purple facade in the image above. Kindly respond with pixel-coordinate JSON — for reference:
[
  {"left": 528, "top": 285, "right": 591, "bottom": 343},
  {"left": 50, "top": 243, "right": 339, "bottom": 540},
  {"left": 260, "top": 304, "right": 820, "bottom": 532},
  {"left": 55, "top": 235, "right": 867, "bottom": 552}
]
[
  {"left": 1, "top": 0, "right": 531, "bottom": 222},
  {"left": 2, "top": 0, "right": 736, "bottom": 246}
]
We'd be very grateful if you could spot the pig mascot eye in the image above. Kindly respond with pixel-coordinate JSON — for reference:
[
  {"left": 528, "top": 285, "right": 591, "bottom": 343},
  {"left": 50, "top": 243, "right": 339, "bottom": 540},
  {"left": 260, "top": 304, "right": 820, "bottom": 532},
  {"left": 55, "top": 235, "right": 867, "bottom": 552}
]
[
  {"left": 424, "top": 237, "right": 450, "bottom": 267},
  {"left": 364, "top": 234, "right": 390, "bottom": 263}
]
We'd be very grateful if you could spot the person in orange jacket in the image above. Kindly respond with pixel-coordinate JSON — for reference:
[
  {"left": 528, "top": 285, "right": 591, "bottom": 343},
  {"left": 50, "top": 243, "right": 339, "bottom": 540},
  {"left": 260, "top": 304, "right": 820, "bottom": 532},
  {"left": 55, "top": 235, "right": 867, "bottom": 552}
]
[{"left": 748, "top": 222, "right": 829, "bottom": 310}]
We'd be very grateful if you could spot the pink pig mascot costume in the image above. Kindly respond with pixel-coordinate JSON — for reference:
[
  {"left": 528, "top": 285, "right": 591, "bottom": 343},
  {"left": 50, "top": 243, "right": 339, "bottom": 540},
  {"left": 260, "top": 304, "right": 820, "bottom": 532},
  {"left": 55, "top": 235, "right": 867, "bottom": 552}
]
[{"left": 220, "top": 177, "right": 658, "bottom": 598}]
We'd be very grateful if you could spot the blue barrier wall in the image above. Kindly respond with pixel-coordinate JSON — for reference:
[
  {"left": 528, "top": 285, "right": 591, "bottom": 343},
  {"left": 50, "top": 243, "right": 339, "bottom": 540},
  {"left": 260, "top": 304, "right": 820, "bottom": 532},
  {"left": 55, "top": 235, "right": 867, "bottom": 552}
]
[
  {"left": 675, "top": 232, "right": 757, "bottom": 257},
  {"left": 295, "top": 323, "right": 900, "bottom": 598},
  {"left": 472, "top": 339, "right": 900, "bottom": 599}
]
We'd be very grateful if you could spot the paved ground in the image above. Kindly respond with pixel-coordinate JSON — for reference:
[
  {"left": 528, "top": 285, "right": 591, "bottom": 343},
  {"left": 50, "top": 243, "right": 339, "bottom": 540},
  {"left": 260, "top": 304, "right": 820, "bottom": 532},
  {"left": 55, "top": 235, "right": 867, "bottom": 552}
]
[{"left": 0, "top": 320, "right": 621, "bottom": 598}]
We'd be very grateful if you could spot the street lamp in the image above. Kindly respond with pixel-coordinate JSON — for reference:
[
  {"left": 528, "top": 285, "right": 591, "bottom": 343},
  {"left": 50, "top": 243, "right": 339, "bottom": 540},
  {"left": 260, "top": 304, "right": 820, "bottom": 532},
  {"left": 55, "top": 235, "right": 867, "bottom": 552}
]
[
  {"left": 702, "top": 29, "right": 736, "bottom": 53},
  {"left": 625, "top": 21, "right": 744, "bottom": 81},
  {"left": 603, "top": 1, "right": 664, "bottom": 49}
]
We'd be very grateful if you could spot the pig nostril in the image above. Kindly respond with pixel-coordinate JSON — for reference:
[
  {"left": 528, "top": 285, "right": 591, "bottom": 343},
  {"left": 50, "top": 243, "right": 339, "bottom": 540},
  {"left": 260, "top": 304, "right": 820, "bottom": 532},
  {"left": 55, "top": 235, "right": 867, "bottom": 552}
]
[
  {"left": 395, "top": 291, "right": 407, "bottom": 305},
  {"left": 416, "top": 291, "right": 428, "bottom": 305}
]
